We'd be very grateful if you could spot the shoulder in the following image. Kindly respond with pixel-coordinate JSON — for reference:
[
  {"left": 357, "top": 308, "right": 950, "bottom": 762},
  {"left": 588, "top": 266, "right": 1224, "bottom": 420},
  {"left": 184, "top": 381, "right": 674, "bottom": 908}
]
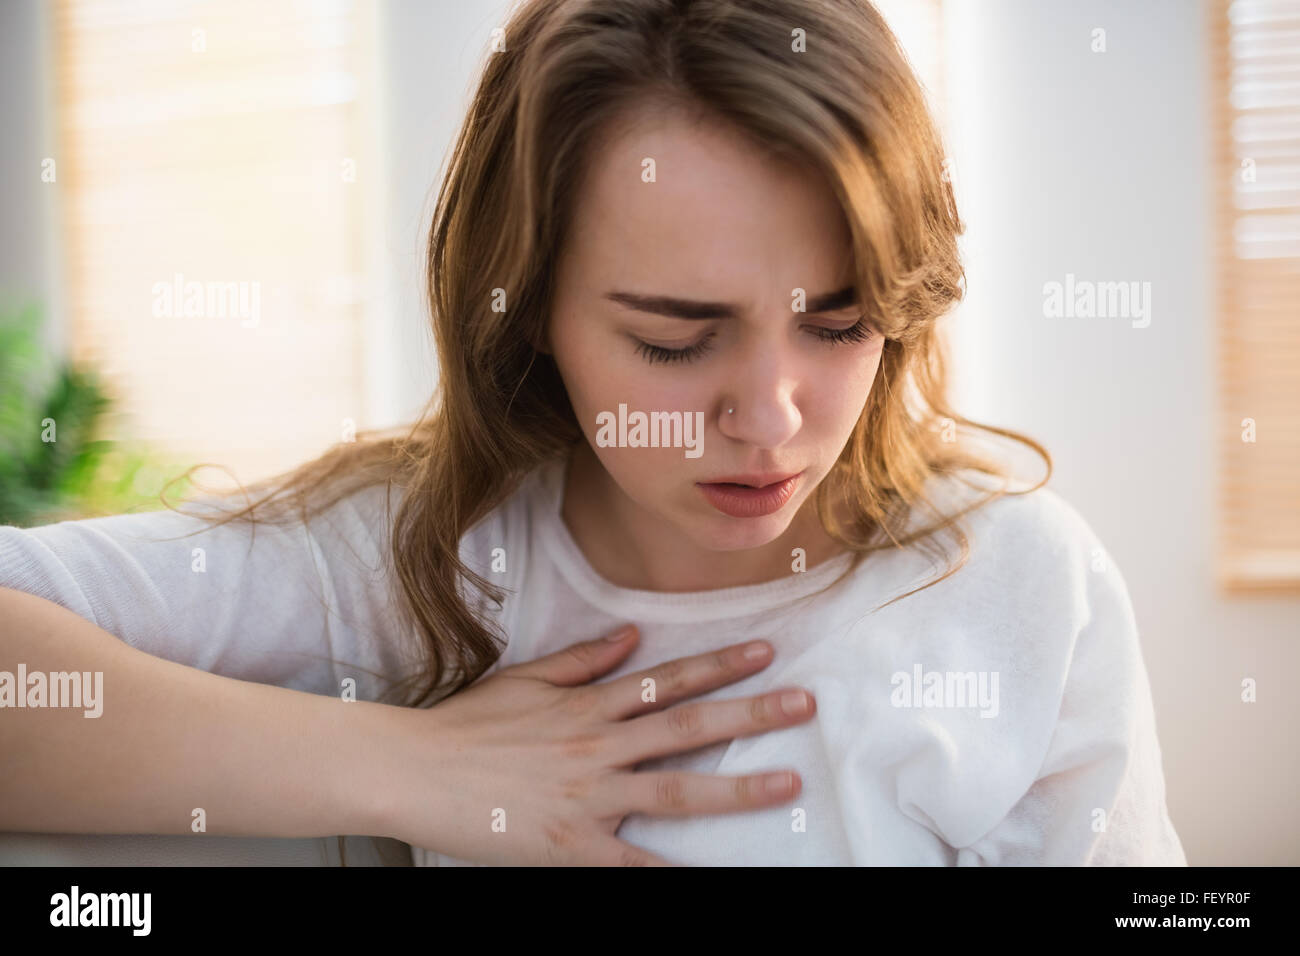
[
  {"left": 0, "top": 482, "right": 416, "bottom": 697},
  {"left": 457, "top": 481, "right": 526, "bottom": 568},
  {"left": 901, "top": 469, "right": 1141, "bottom": 681},
  {"left": 440, "top": 459, "right": 559, "bottom": 631},
  {"left": 456, "top": 457, "right": 559, "bottom": 565},
  {"left": 299, "top": 480, "right": 403, "bottom": 571},
  {"left": 919, "top": 469, "right": 1114, "bottom": 590}
]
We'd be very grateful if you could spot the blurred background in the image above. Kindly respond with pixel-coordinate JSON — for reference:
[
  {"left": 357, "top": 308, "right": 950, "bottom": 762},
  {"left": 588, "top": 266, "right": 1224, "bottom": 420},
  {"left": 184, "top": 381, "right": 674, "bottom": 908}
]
[{"left": 0, "top": 0, "right": 1296, "bottom": 865}]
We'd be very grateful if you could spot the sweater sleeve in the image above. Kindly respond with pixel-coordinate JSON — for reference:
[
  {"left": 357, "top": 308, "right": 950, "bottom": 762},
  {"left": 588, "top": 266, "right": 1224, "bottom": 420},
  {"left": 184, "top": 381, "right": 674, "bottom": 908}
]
[
  {"left": 953, "top": 529, "right": 1187, "bottom": 866},
  {"left": 0, "top": 485, "right": 423, "bottom": 702}
]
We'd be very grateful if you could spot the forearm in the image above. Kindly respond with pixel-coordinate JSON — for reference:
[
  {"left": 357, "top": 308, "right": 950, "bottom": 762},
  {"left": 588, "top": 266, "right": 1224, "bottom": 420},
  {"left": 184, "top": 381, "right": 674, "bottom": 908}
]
[{"left": 0, "top": 586, "right": 391, "bottom": 839}]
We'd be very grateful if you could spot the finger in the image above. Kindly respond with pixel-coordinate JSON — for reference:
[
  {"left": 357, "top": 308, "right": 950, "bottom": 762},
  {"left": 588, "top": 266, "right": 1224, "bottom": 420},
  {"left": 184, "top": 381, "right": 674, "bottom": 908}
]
[
  {"left": 596, "top": 769, "right": 803, "bottom": 819},
  {"left": 507, "top": 625, "right": 640, "bottom": 686},
  {"left": 580, "top": 836, "right": 679, "bottom": 867},
  {"left": 612, "top": 686, "right": 817, "bottom": 765},
  {"left": 592, "top": 640, "right": 775, "bottom": 721}
]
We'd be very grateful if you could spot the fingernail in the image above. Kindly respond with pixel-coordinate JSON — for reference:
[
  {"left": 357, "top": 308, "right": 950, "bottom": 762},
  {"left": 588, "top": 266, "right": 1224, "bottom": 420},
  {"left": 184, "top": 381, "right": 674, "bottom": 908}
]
[
  {"left": 765, "top": 772, "right": 794, "bottom": 795},
  {"left": 605, "top": 625, "right": 636, "bottom": 642},
  {"left": 780, "top": 690, "right": 809, "bottom": 715},
  {"left": 743, "top": 641, "right": 770, "bottom": 661}
]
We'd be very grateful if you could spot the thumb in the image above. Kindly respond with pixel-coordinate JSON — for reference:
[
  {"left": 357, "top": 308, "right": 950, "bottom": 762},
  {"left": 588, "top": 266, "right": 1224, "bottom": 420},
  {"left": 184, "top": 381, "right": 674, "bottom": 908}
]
[{"left": 506, "top": 625, "right": 639, "bottom": 686}]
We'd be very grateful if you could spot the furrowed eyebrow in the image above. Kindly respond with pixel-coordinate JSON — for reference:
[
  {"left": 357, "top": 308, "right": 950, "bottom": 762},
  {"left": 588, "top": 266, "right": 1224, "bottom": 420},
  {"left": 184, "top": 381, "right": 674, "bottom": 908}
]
[{"left": 605, "top": 285, "right": 858, "bottom": 320}]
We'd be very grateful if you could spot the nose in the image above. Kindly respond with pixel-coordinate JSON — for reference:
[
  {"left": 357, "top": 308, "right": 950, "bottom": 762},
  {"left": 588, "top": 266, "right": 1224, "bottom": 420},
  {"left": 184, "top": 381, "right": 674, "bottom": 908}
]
[{"left": 716, "top": 340, "right": 802, "bottom": 449}]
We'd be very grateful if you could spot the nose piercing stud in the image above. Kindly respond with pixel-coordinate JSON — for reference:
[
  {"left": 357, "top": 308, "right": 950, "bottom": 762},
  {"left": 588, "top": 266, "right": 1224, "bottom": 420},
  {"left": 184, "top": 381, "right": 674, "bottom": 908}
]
[{"left": 727, "top": 408, "right": 734, "bottom": 414}]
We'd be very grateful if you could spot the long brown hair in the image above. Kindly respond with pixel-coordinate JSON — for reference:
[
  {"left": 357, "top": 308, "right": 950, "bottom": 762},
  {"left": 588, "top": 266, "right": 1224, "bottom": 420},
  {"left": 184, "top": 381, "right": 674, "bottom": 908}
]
[{"left": 164, "top": 0, "right": 1048, "bottom": 840}]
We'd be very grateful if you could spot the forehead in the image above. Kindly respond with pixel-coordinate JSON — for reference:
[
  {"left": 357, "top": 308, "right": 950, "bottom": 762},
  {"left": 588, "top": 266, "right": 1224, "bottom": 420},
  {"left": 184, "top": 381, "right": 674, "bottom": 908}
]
[{"left": 559, "top": 105, "right": 855, "bottom": 304}]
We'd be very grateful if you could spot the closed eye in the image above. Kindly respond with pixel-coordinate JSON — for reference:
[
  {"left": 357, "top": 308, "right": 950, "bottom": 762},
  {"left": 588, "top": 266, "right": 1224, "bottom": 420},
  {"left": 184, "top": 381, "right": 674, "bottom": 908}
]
[
  {"left": 807, "top": 318, "right": 874, "bottom": 346},
  {"left": 634, "top": 317, "right": 875, "bottom": 366}
]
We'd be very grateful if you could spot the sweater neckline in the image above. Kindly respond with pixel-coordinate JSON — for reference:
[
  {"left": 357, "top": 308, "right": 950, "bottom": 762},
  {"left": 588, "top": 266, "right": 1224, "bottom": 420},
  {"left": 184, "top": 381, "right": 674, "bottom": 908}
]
[{"left": 531, "top": 453, "right": 858, "bottom": 623}]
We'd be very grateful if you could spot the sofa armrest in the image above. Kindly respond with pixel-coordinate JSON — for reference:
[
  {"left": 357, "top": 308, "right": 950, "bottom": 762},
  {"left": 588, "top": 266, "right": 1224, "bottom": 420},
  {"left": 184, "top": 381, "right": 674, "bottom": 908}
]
[{"left": 0, "top": 832, "right": 413, "bottom": 866}]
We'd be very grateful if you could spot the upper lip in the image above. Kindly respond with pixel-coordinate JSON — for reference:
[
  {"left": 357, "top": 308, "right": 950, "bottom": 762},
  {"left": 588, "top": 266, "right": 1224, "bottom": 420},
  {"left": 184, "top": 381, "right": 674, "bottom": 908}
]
[{"left": 699, "top": 471, "right": 803, "bottom": 488}]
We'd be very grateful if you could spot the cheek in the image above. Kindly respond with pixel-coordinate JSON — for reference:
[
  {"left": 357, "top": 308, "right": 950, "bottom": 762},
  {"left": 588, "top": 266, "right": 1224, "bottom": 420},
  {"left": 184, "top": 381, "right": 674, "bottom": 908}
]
[
  {"left": 563, "top": 355, "right": 690, "bottom": 426},
  {"left": 807, "top": 347, "right": 882, "bottom": 425},
  {"left": 552, "top": 327, "right": 707, "bottom": 466},
  {"left": 549, "top": 319, "right": 618, "bottom": 415},
  {"left": 859, "top": 347, "right": 885, "bottom": 393}
]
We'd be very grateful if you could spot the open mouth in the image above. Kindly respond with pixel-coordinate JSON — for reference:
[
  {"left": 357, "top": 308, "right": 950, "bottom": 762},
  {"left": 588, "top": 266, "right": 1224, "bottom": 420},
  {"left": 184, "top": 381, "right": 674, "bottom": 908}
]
[{"left": 696, "top": 471, "right": 805, "bottom": 517}]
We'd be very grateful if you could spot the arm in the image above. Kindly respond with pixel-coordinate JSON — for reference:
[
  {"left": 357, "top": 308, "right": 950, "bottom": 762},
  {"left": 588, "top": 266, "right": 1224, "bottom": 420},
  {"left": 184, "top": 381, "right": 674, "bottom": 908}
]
[
  {"left": 0, "top": 489, "right": 413, "bottom": 700},
  {"left": 1, "top": 585, "right": 821, "bottom": 865},
  {"left": 955, "top": 544, "right": 1187, "bottom": 866},
  {"left": 0, "top": 585, "right": 396, "bottom": 838}
]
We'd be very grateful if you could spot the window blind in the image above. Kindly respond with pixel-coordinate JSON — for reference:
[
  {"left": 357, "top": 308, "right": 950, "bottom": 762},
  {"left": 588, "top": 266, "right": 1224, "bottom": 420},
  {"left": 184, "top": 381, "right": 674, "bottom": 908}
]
[
  {"left": 1212, "top": 0, "right": 1300, "bottom": 591},
  {"left": 54, "top": 0, "right": 383, "bottom": 495}
]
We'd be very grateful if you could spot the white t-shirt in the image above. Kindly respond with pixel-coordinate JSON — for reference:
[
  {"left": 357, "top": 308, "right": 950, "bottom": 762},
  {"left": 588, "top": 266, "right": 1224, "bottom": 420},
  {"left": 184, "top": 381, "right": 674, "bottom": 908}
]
[{"left": 0, "top": 454, "right": 1187, "bottom": 866}]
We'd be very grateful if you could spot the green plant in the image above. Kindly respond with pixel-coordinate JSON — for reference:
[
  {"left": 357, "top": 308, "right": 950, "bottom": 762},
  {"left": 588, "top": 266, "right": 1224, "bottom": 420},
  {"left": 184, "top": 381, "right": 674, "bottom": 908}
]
[{"left": 0, "top": 299, "right": 192, "bottom": 527}]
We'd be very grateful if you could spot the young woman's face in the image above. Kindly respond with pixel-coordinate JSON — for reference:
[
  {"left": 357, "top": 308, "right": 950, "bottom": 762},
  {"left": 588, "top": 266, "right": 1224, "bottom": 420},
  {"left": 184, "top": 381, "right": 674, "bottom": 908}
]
[{"left": 545, "top": 105, "right": 885, "bottom": 554}]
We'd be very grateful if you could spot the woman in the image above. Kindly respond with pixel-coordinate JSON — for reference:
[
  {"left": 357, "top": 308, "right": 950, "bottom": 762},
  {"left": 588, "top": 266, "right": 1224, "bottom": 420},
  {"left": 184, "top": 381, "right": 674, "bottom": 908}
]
[{"left": 0, "top": 0, "right": 1185, "bottom": 866}]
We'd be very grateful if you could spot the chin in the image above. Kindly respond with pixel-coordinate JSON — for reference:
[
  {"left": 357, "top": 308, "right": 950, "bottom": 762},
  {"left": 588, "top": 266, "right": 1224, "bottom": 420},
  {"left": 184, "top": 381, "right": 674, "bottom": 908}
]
[{"left": 685, "top": 499, "right": 801, "bottom": 549}]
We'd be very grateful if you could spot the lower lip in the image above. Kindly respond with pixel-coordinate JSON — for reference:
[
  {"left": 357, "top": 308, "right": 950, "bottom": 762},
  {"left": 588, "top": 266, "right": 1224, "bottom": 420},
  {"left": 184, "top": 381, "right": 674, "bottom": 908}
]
[{"left": 697, "top": 472, "right": 803, "bottom": 518}]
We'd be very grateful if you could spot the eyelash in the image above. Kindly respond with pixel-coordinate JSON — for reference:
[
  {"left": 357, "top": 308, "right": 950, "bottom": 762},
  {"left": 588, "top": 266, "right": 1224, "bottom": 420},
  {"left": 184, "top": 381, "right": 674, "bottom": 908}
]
[{"left": 634, "top": 317, "right": 875, "bottom": 366}]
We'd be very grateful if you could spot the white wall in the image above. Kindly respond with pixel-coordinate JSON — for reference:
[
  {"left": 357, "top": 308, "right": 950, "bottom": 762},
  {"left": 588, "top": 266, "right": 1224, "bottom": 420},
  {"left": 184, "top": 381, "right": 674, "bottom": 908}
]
[
  {"left": 369, "top": 0, "right": 521, "bottom": 424},
  {"left": 942, "top": 0, "right": 1298, "bottom": 864}
]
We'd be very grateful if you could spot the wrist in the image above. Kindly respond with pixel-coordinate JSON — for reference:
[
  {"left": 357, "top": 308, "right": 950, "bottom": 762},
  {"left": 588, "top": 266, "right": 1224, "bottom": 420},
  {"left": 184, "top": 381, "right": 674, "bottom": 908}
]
[
  {"left": 327, "top": 698, "right": 414, "bottom": 840},
  {"left": 344, "top": 699, "right": 444, "bottom": 845}
]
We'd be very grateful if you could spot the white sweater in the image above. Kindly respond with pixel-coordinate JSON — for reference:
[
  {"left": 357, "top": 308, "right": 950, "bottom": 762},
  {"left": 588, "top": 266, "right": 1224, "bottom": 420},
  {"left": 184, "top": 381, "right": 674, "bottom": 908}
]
[{"left": 0, "top": 455, "right": 1187, "bottom": 866}]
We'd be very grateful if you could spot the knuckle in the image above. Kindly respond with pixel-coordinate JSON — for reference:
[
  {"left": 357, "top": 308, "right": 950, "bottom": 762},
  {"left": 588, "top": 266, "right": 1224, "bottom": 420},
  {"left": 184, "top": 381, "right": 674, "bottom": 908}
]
[
  {"left": 561, "top": 643, "right": 596, "bottom": 673},
  {"left": 559, "top": 687, "right": 596, "bottom": 718},
  {"left": 666, "top": 702, "right": 703, "bottom": 738},
  {"left": 654, "top": 774, "right": 688, "bottom": 809},
  {"left": 559, "top": 732, "right": 603, "bottom": 760},
  {"left": 734, "top": 774, "right": 756, "bottom": 804},
  {"left": 749, "top": 694, "right": 770, "bottom": 725},
  {"left": 542, "top": 819, "right": 579, "bottom": 865},
  {"left": 655, "top": 657, "right": 688, "bottom": 695},
  {"left": 560, "top": 777, "right": 592, "bottom": 803}
]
